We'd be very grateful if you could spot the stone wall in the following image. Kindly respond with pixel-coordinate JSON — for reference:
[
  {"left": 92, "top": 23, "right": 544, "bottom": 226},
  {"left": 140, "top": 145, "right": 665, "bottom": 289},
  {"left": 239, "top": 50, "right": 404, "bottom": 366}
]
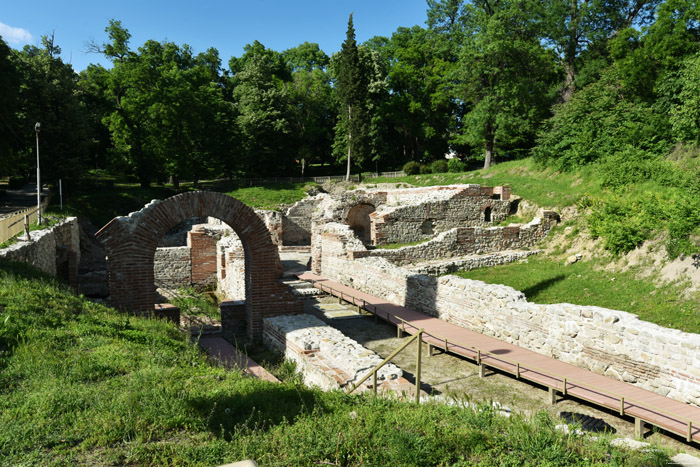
[
  {"left": 370, "top": 185, "right": 513, "bottom": 245},
  {"left": 217, "top": 234, "right": 245, "bottom": 300},
  {"left": 154, "top": 246, "right": 191, "bottom": 290},
  {"left": 367, "top": 212, "right": 558, "bottom": 265},
  {"left": 263, "top": 313, "right": 402, "bottom": 391},
  {"left": 0, "top": 217, "right": 80, "bottom": 287},
  {"left": 282, "top": 198, "right": 320, "bottom": 245},
  {"left": 313, "top": 222, "right": 700, "bottom": 407}
]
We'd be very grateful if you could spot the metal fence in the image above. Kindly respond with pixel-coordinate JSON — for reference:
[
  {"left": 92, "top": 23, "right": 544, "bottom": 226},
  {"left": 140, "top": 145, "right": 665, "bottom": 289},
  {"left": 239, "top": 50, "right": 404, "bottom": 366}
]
[
  {"left": 235, "top": 171, "right": 406, "bottom": 187},
  {"left": 0, "top": 198, "right": 50, "bottom": 245}
]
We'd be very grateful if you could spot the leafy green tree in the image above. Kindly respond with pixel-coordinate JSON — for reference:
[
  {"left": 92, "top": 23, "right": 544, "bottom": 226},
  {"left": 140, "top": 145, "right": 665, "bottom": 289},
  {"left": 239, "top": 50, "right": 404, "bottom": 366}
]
[
  {"left": 334, "top": 14, "right": 372, "bottom": 180},
  {"left": 671, "top": 53, "right": 700, "bottom": 143},
  {"left": 283, "top": 43, "right": 335, "bottom": 175},
  {"left": 15, "top": 34, "right": 90, "bottom": 185},
  {"left": 233, "top": 51, "right": 295, "bottom": 176},
  {"left": 373, "top": 26, "right": 456, "bottom": 164},
  {"left": 92, "top": 20, "right": 234, "bottom": 186},
  {"left": 533, "top": 67, "right": 671, "bottom": 169},
  {"left": 455, "top": 0, "right": 558, "bottom": 169},
  {"left": 541, "top": 0, "right": 661, "bottom": 100},
  {"left": 0, "top": 36, "right": 22, "bottom": 178}
]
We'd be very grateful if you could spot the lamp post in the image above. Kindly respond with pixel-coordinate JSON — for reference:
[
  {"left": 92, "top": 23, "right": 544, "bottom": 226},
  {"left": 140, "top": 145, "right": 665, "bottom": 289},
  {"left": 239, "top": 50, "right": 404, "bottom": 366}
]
[{"left": 35, "top": 122, "right": 41, "bottom": 225}]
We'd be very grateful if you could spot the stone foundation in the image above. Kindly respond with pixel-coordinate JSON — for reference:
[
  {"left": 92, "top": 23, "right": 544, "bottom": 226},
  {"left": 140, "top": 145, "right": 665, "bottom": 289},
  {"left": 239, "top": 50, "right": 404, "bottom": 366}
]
[{"left": 263, "top": 313, "right": 403, "bottom": 392}]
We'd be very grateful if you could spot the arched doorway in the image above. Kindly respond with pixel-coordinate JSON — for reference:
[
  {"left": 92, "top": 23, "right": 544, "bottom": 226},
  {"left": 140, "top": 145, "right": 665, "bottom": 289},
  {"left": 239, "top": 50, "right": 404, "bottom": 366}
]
[
  {"left": 345, "top": 203, "right": 376, "bottom": 245},
  {"left": 96, "top": 191, "right": 301, "bottom": 339}
]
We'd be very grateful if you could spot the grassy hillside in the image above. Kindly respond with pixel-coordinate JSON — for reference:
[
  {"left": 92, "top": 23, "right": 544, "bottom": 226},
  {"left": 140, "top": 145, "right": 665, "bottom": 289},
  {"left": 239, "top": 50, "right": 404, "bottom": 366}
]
[{"left": 0, "top": 260, "right": 669, "bottom": 465}]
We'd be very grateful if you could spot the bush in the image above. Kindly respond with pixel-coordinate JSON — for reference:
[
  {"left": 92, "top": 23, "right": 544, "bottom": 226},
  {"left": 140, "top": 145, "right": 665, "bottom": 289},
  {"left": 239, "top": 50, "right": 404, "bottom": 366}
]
[
  {"left": 430, "top": 160, "right": 449, "bottom": 173},
  {"left": 403, "top": 161, "right": 421, "bottom": 175},
  {"left": 448, "top": 158, "right": 467, "bottom": 173},
  {"left": 419, "top": 164, "right": 432, "bottom": 175}
]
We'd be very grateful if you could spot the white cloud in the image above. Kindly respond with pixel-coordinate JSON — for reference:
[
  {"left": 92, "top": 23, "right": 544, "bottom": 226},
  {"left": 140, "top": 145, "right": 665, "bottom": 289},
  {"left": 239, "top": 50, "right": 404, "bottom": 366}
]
[{"left": 0, "top": 21, "right": 32, "bottom": 45}]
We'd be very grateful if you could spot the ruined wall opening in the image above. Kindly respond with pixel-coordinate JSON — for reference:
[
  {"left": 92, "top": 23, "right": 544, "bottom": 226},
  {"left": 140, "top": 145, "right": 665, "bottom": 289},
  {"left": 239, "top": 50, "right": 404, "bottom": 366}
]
[
  {"left": 484, "top": 207, "right": 492, "bottom": 223},
  {"left": 346, "top": 203, "right": 376, "bottom": 245},
  {"left": 96, "top": 191, "right": 301, "bottom": 339}
]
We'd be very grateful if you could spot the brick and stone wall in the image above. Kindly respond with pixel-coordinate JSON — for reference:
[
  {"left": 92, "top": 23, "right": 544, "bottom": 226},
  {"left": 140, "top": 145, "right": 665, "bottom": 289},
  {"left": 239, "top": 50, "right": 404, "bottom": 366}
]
[
  {"left": 188, "top": 225, "right": 228, "bottom": 289},
  {"left": 0, "top": 217, "right": 80, "bottom": 287},
  {"left": 96, "top": 191, "right": 302, "bottom": 339},
  {"left": 282, "top": 198, "right": 320, "bottom": 245},
  {"left": 313, "top": 222, "right": 700, "bottom": 407},
  {"left": 367, "top": 211, "right": 558, "bottom": 265}
]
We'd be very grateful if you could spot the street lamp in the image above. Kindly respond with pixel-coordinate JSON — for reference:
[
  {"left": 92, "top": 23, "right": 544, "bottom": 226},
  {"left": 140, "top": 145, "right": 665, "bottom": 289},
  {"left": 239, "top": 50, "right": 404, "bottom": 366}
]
[{"left": 35, "top": 122, "right": 41, "bottom": 225}]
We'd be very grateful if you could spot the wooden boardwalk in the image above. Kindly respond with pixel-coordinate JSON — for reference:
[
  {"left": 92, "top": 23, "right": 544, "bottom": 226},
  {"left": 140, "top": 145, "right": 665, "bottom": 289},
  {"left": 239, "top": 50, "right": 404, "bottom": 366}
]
[{"left": 297, "top": 272, "right": 700, "bottom": 445}]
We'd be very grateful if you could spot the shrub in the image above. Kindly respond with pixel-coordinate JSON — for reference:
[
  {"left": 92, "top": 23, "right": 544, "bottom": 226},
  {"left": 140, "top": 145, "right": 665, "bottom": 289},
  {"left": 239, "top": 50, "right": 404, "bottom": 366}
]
[
  {"left": 447, "top": 158, "right": 467, "bottom": 173},
  {"left": 419, "top": 164, "right": 432, "bottom": 175},
  {"left": 430, "top": 160, "right": 449, "bottom": 173},
  {"left": 403, "top": 161, "right": 421, "bottom": 175}
]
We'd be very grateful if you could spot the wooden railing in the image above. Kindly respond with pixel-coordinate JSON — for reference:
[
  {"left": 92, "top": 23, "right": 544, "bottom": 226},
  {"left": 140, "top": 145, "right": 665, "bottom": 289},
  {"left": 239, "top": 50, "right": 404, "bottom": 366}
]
[
  {"left": 307, "top": 277, "right": 699, "bottom": 443},
  {"left": 0, "top": 197, "right": 50, "bottom": 245},
  {"left": 347, "top": 329, "right": 424, "bottom": 404}
]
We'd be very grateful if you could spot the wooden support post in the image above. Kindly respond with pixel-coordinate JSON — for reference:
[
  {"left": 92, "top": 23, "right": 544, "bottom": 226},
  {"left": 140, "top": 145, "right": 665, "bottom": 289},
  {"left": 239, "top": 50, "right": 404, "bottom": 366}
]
[
  {"left": 688, "top": 421, "right": 693, "bottom": 443},
  {"left": 479, "top": 363, "right": 485, "bottom": 378},
  {"left": 516, "top": 363, "right": 520, "bottom": 378},
  {"left": 24, "top": 215, "right": 31, "bottom": 241},
  {"left": 635, "top": 418, "right": 645, "bottom": 439},
  {"left": 415, "top": 331, "right": 422, "bottom": 405},
  {"left": 563, "top": 377, "right": 567, "bottom": 396},
  {"left": 397, "top": 326, "right": 403, "bottom": 338},
  {"left": 620, "top": 396, "right": 625, "bottom": 416},
  {"left": 373, "top": 372, "right": 377, "bottom": 396},
  {"left": 549, "top": 387, "right": 557, "bottom": 405},
  {"left": 444, "top": 338, "right": 448, "bottom": 353},
  {"left": 428, "top": 343, "right": 434, "bottom": 357}
]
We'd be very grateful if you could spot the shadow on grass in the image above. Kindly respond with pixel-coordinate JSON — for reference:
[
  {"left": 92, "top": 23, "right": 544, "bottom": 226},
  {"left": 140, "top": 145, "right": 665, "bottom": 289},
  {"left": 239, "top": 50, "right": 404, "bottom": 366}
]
[
  {"left": 521, "top": 275, "right": 566, "bottom": 301},
  {"left": 187, "top": 383, "right": 325, "bottom": 439}
]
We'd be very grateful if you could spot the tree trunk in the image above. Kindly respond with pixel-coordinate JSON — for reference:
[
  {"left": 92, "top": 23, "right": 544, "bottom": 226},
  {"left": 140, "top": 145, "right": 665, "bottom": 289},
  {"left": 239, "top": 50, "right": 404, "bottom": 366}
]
[
  {"left": 346, "top": 104, "right": 352, "bottom": 181},
  {"left": 483, "top": 121, "right": 494, "bottom": 169}
]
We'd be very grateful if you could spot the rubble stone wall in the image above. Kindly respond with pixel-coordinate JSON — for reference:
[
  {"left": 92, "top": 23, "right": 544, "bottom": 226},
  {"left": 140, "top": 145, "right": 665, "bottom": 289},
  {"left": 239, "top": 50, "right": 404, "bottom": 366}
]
[
  {"left": 0, "top": 217, "right": 79, "bottom": 285},
  {"left": 313, "top": 222, "right": 700, "bottom": 407},
  {"left": 369, "top": 212, "right": 558, "bottom": 265},
  {"left": 153, "top": 246, "right": 191, "bottom": 289}
]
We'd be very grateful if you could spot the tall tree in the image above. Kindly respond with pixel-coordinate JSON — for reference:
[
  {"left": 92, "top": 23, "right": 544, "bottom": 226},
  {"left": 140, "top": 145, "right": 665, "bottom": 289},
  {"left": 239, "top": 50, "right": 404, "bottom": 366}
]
[
  {"left": 456, "top": 0, "right": 558, "bottom": 168},
  {"left": 284, "top": 43, "right": 335, "bottom": 175},
  {"left": 15, "top": 34, "right": 90, "bottom": 185},
  {"left": 541, "top": 0, "right": 661, "bottom": 100},
  {"left": 0, "top": 35, "right": 22, "bottom": 177},
  {"left": 335, "top": 14, "right": 370, "bottom": 180}
]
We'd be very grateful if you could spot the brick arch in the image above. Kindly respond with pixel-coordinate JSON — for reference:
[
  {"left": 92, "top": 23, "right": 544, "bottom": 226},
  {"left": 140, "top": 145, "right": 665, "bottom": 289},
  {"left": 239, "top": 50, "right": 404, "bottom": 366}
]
[{"left": 95, "top": 191, "right": 300, "bottom": 338}]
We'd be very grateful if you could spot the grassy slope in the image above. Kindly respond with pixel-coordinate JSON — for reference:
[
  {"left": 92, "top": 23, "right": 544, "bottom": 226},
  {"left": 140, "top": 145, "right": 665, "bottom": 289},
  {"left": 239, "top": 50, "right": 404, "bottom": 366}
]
[{"left": 0, "top": 260, "right": 667, "bottom": 466}]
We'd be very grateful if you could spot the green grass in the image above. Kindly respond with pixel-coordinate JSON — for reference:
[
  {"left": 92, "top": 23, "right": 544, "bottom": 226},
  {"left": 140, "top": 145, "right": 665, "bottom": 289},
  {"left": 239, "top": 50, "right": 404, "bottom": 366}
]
[
  {"left": 0, "top": 259, "right": 670, "bottom": 465},
  {"left": 170, "top": 287, "right": 220, "bottom": 320},
  {"left": 369, "top": 158, "right": 604, "bottom": 208},
  {"left": 454, "top": 255, "right": 700, "bottom": 334},
  {"left": 225, "top": 183, "right": 314, "bottom": 210},
  {"left": 45, "top": 179, "right": 314, "bottom": 229}
]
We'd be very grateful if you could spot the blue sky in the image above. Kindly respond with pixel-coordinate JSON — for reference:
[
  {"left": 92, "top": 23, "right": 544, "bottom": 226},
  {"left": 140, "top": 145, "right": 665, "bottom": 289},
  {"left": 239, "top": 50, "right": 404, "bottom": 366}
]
[{"left": 1, "top": 1, "right": 429, "bottom": 71}]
